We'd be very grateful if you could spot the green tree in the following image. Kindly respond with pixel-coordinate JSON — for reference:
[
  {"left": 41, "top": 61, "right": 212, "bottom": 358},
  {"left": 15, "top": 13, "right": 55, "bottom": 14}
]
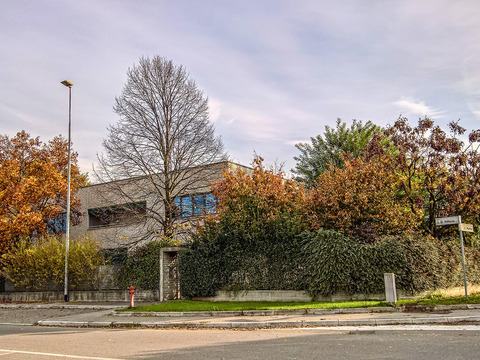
[
  {"left": 115, "top": 239, "right": 178, "bottom": 290},
  {"left": 293, "top": 119, "right": 380, "bottom": 185}
]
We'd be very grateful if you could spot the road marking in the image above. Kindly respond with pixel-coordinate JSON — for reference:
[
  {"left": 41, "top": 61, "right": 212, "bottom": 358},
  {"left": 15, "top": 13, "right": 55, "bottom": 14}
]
[
  {"left": 271, "top": 325, "right": 480, "bottom": 332},
  {"left": 0, "top": 349, "right": 125, "bottom": 360}
]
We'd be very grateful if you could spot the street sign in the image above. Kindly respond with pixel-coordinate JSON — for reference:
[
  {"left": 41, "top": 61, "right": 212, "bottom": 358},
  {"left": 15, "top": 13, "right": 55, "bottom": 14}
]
[
  {"left": 434, "top": 215, "right": 471, "bottom": 301},
  {"left": 459, "top": 223, "right": 474, "bottom": 233},
  {"left": 435, "top": 216, "right": 460, "bottom": 226}
]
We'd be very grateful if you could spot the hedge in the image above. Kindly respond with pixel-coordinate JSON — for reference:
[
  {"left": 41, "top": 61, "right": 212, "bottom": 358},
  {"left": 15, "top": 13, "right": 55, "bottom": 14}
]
[
  {"left": 115, "top": 239, "right": 177, "bottom": 290},
  {"left": 179, "top": 215, "right": 307, "bottom": 298},
  {"left": 180, "top": 225, "right": 480, "bottom": 298},
  {"left": 2, "top": 235, "right": 104, "bottom": 290}
]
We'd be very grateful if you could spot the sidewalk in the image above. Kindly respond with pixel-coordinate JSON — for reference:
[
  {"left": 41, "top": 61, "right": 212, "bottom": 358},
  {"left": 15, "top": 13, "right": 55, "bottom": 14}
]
[{"left": 2, "top": 302, "right": 480, "bottom": 329}]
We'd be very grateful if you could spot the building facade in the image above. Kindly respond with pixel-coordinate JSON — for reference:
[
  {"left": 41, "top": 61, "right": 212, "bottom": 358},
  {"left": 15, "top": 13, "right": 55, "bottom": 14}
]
[{"left": 71, "top": 161, "right": 248, "bottom": 250}]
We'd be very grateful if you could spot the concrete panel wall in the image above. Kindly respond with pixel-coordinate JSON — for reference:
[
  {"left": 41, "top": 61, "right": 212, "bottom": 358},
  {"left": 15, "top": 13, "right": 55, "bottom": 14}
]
[
  {"left": 0, "top": 290, "right": 158, "bottom": 303},
  {"left": 194, "top": 289, "right": 418, "bottom": 302}
]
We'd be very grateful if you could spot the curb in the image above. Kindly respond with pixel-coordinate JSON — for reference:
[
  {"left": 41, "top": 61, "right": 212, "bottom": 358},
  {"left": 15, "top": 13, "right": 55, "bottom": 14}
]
[
  {"left": 6, "top": 302, "right": 480, "bottom": 329},
  {"left": 4, "top": 302, "right": 480, "bottom": 315},
  {"left": 112, "top": 304, "right": 480, "bottom": 318},
  {"left": 35, "top": 316, "right": 480, "bottom": 329},
  {"left": 0, "top": 303, "right": 124, "bottom": 310},
  {"left": 112, "top": 308, "right": 394, "bottom": 317}
]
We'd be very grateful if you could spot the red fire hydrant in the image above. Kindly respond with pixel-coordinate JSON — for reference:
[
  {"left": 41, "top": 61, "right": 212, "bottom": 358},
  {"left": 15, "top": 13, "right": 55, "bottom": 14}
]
[{"left": 129, "top": 286, "right": 135, "bottom": 308}]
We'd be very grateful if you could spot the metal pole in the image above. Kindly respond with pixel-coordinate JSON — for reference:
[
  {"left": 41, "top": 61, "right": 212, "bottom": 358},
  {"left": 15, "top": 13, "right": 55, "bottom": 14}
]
[
  {"left": 64, "top": 84, "right": 72, "bottom": 302},
  {"left": 159, "top": 249, "right": 164, "bottom": 302},
  {"left": 458, "top": 216, "right": 468, "bottom": 301}
]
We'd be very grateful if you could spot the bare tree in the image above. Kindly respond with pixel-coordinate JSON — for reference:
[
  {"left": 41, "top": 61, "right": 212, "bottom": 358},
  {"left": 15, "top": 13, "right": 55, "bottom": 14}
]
[{"left": 94, "top": 56, "right": 226, "bottom": 246}]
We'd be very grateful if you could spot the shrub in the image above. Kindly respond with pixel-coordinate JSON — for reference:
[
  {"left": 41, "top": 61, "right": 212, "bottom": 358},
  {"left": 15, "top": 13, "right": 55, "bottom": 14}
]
[
  {"left": 1, "top": 235, "right": 104, "bottom": 290},
  {"left": 115, "top": 240, "right": 177, "bottom": 290},
  {"left": 180, "top": 223, "right": 480, "bottom": 299},
  {"left": 303, "top": 230, "right": 480, "bottom": 297},
  {"left": 179, "top": 215, "right": 307, "bottom": 298}
]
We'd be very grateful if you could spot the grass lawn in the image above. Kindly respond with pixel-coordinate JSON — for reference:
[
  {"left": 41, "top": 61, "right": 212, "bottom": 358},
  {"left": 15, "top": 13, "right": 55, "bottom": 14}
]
[
  {"left": 398, "top": 292, "right": 480, "bottom": 306},
  {"left": 119, "top": 293, "right": 480, "bottom": 312},
  {"left": 122, "top": 293, "right": 480, "bottom": 312},
  {"left": 119, "top": 300, "right": 385, "bottom": 312}
]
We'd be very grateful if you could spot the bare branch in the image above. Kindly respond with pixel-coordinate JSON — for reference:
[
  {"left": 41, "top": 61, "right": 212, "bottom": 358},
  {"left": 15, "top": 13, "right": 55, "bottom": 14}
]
[{"left": 93, "top": 56, "right": 227, "bottom": 247}]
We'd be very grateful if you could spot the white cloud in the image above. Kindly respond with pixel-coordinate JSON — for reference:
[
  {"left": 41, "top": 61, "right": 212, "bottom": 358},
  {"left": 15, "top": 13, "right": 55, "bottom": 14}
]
[
  {"left": 0, "top": 102, "right": 38, "bottom": 125},
  {"left": 208, "top": 98, "right": 222, "bottom": 122},
  {"left": 286, "top": 139, "right": 310, "bottom": 146},
  {"left": 3, "top": 0, "right": 480, "bottom": 173},
  {"left": 393, "top": 98, "right": 444, "bottom": 118}
]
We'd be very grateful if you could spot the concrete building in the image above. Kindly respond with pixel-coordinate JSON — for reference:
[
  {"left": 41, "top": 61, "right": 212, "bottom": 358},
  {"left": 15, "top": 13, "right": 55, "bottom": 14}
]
[{"left": 71, "top": 161, "right": 249, "bottom": 250}]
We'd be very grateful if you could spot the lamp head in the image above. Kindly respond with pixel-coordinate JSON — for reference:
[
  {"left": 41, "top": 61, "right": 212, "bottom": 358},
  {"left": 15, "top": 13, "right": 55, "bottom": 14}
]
[{"left": 61, "top": 80, "right": 73, "bottom": 87}]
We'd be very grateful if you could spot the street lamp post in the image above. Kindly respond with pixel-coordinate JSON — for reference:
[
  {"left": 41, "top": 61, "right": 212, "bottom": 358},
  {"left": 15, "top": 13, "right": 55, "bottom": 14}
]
[{"left": 61, "top": 80, "right": 73, "bottom": 302}]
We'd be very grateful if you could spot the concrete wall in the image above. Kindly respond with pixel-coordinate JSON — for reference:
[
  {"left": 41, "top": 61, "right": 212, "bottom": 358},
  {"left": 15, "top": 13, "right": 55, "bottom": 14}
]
[
  {"left": 0, "top": 289, "right": 158, "bottom": 302},
  {"left": 194, "top": 289, "right": 419, "bottom": 302}
]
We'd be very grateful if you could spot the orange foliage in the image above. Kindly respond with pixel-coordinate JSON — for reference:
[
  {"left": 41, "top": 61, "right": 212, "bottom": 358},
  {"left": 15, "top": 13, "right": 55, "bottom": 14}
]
[
  {"left": 0, "top": 131, "right": 86, "bottom": 253},
  {"left": 209, "top": 156, "right": 305, "bottom": 227},
  {"left": 304, "top": 155, "right": 422, "bottom": 237}
]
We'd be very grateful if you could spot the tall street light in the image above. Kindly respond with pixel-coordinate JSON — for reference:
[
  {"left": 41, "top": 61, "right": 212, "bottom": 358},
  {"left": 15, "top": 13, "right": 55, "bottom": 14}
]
[{"left": 61, "top": 80, "right": 73, "bottom": 302}]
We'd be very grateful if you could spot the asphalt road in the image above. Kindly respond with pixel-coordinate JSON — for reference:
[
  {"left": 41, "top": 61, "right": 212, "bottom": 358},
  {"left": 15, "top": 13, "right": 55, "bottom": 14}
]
[{"left": 1, "top": 324, "right": 480, "bottom": 359}]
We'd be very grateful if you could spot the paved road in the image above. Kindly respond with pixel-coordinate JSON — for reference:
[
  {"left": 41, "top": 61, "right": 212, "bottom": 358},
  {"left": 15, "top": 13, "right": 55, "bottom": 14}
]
[
  {"left": 1, "top": 324, "right": 480, "bottom": 359},
  {"left": 2, "top": 304, "right": 480, "bottom": 329}
]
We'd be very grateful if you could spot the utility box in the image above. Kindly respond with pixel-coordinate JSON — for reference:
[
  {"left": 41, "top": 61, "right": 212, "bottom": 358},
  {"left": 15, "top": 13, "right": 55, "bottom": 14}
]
[{"left": 384, "top": 273, "right": 397, "bottom": 304}]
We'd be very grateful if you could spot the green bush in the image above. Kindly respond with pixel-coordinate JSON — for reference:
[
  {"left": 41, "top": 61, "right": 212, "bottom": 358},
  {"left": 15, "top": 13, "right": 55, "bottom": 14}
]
[
  {"left": 115, "top": 240, "right": 176, "bottom": 290},
  {"left": 303, "top": 230, "right": 480, "bottom": 297},
  {"left": 179, "top": 215, "right": 308, "bottom": 298},
  {"left": 2, "top": 235, "right": 104, "bottom": 290},
  {"left": 180, "top": 224, "right": 480, "bottom": 299}
]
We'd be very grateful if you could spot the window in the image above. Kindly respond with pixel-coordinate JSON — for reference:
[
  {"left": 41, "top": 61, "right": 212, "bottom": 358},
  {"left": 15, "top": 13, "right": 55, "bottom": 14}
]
[
  {"left": 88, "top": 201, "right": 146, "bottom": 229},
  {"left": 47, "top": 212, "right": 67, "bottom": 233},
  {"left": 174, "top": 193, "right": 216, "bottom": 218}
]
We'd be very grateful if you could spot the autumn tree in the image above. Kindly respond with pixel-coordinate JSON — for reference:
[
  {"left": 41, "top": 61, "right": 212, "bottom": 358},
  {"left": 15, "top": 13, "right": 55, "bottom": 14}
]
[
  {"left": 365, "top": 117, "right": 480, "bottom": 236},
  {"left": 304, "top": 154, "right": 422, "bottom": 241},
  {"left": 0, "top": 131, "right": 85, "bottom": 253},
  {"left": 293, "top": 119, "right": 380, "bottom": 185},
  {"left": 180, "top": 156, "right": 307, "bottom": 297},
  {"left": 210, "top": 155, "right": 305, "bottom": 231},
  {"left": 95, "top": 56, "right": 226, "bottom": 245}
]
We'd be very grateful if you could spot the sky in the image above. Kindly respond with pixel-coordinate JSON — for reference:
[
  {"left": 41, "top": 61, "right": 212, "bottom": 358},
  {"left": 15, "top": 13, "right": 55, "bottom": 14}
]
[{"left": 1, "top": 0, "right": 480, "bottom": 177}]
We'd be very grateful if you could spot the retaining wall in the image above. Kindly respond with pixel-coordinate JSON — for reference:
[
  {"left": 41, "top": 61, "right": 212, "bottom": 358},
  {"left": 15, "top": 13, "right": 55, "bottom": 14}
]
[
  {"left": 0, "top": 290, "right": 158, "bottom": 302},
  {"left": 194, "top": 289, "right": 417, "bottom": 302}
]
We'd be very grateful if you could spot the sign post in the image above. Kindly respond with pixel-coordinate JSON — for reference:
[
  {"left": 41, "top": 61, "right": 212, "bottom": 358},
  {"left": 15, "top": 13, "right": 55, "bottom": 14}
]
[
  {"left": 458, "top": 219, "right": 468, "bottom": 301},
  {"left": 435, "top": 215, "right": 474, "bottom": 301}
]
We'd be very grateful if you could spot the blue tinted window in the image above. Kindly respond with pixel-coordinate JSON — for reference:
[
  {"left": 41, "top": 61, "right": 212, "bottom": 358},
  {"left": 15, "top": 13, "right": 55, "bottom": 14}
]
[
  {"left": 193, "top": 195, "right": 204, "bottom": 216},
  {"left": 182, "top": 196, "right": 192, "bottom": 217},
  {"left": 47, "top": 212, "right": 67, "bottom": 233},
  {"left": 205, "top": 194, "right": 216, "bottom": 214},
  {"left": 174, "top": 193, "right": 216, "bottom": 218},
  {"left": 173, "top": 197, "right": 182, "bottom": 217}
]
